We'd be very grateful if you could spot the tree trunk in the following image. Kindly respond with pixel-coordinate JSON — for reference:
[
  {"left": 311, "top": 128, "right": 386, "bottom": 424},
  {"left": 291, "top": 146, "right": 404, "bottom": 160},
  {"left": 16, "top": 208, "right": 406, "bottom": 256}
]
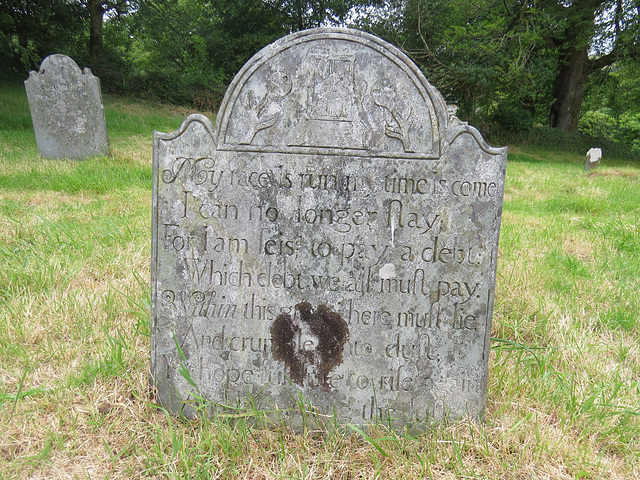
[
  {"left": 550, "top": 45, "right": 590, "bottom": 132},
  {"left": 548, "top": 0, "right": 608, "bottom": 132},
  {"left": 88, "top": 0, "right": 105, "bottom": 58}
]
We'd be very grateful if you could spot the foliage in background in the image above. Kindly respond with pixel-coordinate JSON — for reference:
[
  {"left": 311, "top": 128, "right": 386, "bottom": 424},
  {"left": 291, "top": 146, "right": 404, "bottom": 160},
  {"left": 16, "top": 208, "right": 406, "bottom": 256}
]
[
  {"left": 46, "top": 0, "right": 375, "bottom": 108},
  {"left": 486, "top": 125, "right": 638, "bottom": 161},
  {"left": 0, "top": 0, "right": 639, "bottom": 154},
  {"left": 371, "top": 0, "right": 639, "bottom": 130},
  {"left": 364, "top": 0, "right": 556, "bottom": 129},
  {"left": 580, "top": 60, "right": 640, "bottom": 153},
  {"left": 104, "top": 0, "right": 289, "bottom": 108},
  {"left": 0, "top": 0, "right": 86, "bottom": 72}
]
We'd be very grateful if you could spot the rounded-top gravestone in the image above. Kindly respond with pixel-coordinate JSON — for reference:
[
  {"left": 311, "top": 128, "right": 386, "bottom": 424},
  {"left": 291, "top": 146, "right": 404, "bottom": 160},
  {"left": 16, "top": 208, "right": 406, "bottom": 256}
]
[
  {"left": 151, "top": 28, "right": 508, "bottom": 431},
  {"left": 24, "top": 54, "right": 110, "bottom": 159}
]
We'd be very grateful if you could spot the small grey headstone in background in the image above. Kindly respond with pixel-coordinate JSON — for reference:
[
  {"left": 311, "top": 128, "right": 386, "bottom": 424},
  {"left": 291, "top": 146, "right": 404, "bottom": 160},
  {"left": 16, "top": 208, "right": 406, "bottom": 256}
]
[
  {"left": 151, "top": 28, "right": 508, "bottom": 431},
  {"left": 584, "top": 148, "right": 602, "bottom": 171},
  {"left": 24, "top": 54, "right": 109, "bottom": 159}
]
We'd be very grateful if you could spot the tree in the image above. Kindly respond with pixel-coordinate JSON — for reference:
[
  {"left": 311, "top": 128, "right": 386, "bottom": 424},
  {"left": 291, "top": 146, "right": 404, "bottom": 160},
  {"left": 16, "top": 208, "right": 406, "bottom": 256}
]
[
  {"left": 202, "top": 0, "right": 289, "bottom": 81},
  {"left": 278, "top": 0, "right": 383, "bottom": 31},
  {"left": 0, "top": 0, "right": 138, "bottom": 73},
  {"left": 366, "top": 0, "right": 640, "bottom": 132},
  {"left": 124, "top": 0, "right": 385, "bottom": 96},
  {"left": 549, "top": 0, "right": 640, "bottom": 130},
  {"left": 0, "top": 0, "right": 85, "bottom": 71},
  {"left": 83, "top": 0, "right": 134, "bottom": 59},
  {"left": 129, "top": 0, "right": 258, "bottom": 84},
  {"left": 363, "top": 0, "right": 558, "bottom": 127},
  {"left": 87, "top": 0, "right": 105, "bottom": 58}
]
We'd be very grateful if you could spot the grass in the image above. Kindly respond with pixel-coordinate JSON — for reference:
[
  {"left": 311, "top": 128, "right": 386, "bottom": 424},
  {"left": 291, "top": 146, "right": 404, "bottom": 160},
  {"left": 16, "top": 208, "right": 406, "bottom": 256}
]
[{"left": 1, "top": 83, "right": 640, "bottom": 479}]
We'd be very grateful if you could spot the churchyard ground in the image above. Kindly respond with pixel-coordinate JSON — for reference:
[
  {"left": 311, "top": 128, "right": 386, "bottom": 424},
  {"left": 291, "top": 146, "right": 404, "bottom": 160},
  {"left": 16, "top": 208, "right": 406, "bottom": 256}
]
[{"left": 1, "top": 84, "right": 639, "bottom": 479}]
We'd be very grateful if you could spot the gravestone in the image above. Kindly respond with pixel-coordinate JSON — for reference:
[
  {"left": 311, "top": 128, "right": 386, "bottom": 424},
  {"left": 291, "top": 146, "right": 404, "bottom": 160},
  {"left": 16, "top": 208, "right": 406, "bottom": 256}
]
[
  {"left": 584, "top": 147, "right": 602, "bottom": 171},
  {"left": 24, "top": 54, "right": 110, "bottom": 159},
  {"left": 151, "top": 28, "right": 507, "bottom": 430}
]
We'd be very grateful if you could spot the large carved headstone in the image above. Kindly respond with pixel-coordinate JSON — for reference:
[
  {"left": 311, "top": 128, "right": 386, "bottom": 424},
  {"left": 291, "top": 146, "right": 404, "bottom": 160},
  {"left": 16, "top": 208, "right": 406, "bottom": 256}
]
[
  {"left": 24, "top": 54, "right": 110, "bottom": 159},
  {"left": 151, "top": 28, "right": 507, "bottom": 430}
]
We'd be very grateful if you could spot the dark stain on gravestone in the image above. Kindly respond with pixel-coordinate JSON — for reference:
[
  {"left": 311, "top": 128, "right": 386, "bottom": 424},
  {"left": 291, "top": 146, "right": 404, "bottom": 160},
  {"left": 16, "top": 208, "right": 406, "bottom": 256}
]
[{"left": 271, "top": 302, "right": 349, "bottom": 389}]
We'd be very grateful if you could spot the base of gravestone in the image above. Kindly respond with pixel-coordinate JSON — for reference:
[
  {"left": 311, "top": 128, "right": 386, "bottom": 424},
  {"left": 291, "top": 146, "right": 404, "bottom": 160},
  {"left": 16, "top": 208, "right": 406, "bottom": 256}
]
[{"left": 158, "top": 380, "right": 474, "bottom": 434}]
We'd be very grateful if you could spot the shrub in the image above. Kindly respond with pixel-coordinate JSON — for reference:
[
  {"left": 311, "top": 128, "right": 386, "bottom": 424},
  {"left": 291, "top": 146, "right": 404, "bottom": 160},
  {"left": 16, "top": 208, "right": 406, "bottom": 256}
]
[
  {"left": 491, "top": 107, "right": 534, "bottom": 134},
  {"left": 485, "top": 125, "right": 638, "bottom": 161},
  {"left": 578, "top": 110, "right": 617, "bottom": 139},
  {"left": 617, "top": 113, "right": 640, "bottom": 153}
]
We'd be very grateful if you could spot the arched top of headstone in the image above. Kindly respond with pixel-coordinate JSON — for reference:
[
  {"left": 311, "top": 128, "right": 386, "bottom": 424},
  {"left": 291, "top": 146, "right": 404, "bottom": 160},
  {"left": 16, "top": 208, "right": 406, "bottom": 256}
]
[
  {"left": 216, "top": 28, "right": 451, "bottom": 160},
  {"left": 30, "top": 54, "right": 91, "bottom": 84},
  {"left": 39, "top": 54, "right": 82, "bottom": 73}
]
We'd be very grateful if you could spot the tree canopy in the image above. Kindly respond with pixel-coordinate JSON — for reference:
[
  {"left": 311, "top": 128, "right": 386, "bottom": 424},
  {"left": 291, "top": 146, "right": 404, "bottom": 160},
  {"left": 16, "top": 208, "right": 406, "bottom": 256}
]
[
  {"left": 1, "top": 0, "right": 85, "bottom": 71},
  {"left": 364, "top": 0, "right": 640, "bottom": 132},
  {"left": 1, "top": 0, "right": 639, "bottom": 146}
]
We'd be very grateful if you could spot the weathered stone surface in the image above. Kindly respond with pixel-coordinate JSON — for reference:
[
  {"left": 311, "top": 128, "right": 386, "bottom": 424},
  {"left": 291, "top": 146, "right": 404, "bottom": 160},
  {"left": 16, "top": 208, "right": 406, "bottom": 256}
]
[
  {"left": 24, "top": 54, "right": 109, "bottom": 159},
  {"left": 151, "top": 28, "right": 507, "bottom": 430},
  {"left": 584, "top": 147, "right": 602, "bottom": 171}
]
